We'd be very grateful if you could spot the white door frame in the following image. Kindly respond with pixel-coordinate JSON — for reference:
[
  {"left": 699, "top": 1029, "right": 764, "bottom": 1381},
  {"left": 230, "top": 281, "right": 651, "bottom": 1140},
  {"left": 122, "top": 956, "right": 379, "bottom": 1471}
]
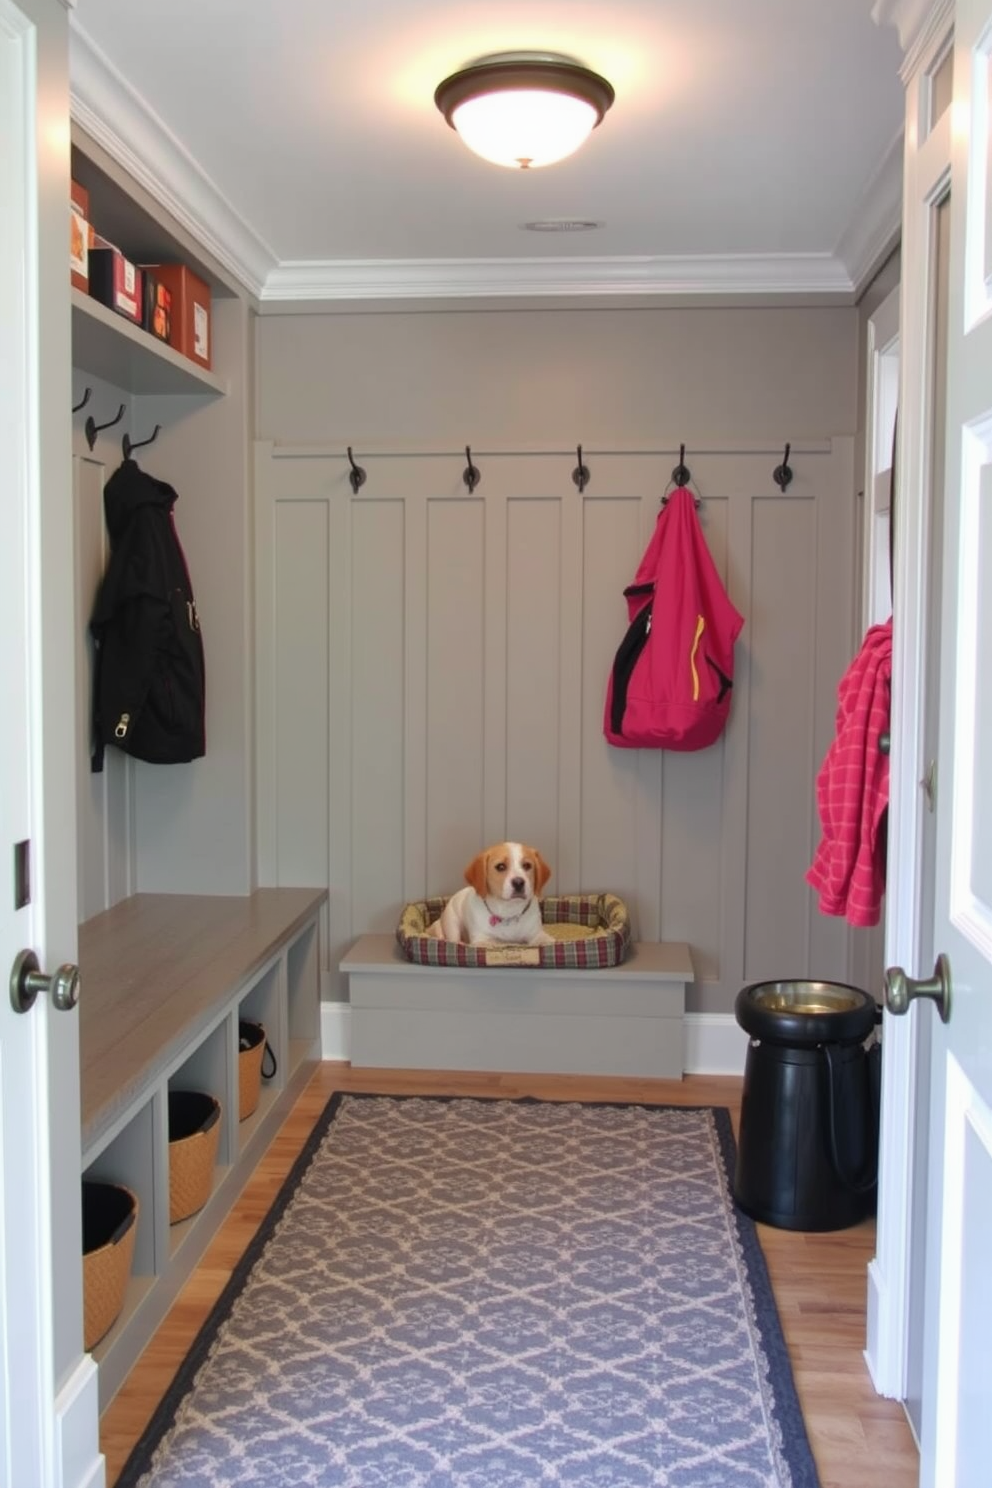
[
  {"left": 861, "top": 285, "right": 900, "bottom": 636},
  {"left": 866, "top": 0, "right": 955, "bottom": 1401},
  {"left": 1, "top": 0, "right": 101, "bottom": 1483}
]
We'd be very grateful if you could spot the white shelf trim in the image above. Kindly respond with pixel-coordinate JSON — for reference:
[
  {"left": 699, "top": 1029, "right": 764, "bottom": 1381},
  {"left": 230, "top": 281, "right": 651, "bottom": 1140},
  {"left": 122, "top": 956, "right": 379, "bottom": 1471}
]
[{"left": 72, "top": 288, "right": 226, "bottom": 397}]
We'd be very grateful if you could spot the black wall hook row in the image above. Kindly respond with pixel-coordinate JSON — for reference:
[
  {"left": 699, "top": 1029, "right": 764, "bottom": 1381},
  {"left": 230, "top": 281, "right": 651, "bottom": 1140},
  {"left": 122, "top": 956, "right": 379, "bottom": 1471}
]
[
  {"left": 122, "top": 424, "right": 161, "bottom": 460},
  {"left": 84, "top": 402, "right": 125, "bottom": 452},
  {"left": 463, "top": 445, "right": 481, "bottom": 493},
  {"left": 72, "top": 387, "right": 92, "bottom": 414},
  {"left": 671, "top": 443, "right": 691, "bottom": 488},
  {"left": 346, "top": 446, "right": 367, "bottom": 494},
  {"left": 773, "top": 442, "right": 794, "bottom": 491},
  {"left": 572, "top": 444, "right": 590, "bottom": 493}
]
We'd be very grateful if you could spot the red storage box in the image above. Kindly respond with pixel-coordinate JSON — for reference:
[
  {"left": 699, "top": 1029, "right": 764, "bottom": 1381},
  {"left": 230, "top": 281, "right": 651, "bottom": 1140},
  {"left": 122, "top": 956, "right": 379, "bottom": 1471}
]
[
  {"left": 89, "top": 237, "right": 143, "bottom": 325},
  {"left": 143, "top": 263, "right": 211, "bottom": 369},
  {"left": 70, "top": 181, "right": 90, "bottom": 292},
  {"left": 142, "top": 274, "right": 172, "bottom": 344}
]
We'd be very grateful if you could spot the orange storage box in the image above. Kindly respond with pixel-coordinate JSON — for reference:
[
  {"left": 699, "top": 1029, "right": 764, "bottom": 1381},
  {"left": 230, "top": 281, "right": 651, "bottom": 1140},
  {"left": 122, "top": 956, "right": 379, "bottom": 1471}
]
[
  {"left": 143, "top": 262, "right": 212, "bottom": 369},
  {"left": 70, "top": 181, "right": 90, "bottom": 292}
]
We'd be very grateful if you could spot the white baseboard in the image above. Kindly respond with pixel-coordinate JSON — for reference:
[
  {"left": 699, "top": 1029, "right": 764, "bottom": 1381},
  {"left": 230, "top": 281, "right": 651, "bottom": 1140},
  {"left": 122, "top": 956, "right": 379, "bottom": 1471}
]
[
  {"left": 321, "top": 999, "right": 350, "bottom": 1062},
  {"left": 683, "top": 1014, "right": 749, "bottom": 1076},
  {"left": 322, "top": 1003, "right": 747, "bottom": 1078},
  {"left": 56, "top": 1353, "right": 105, "bottom": 1488},
  {"left": 865, "top": 1255, "right": 904, "bottom": 1399}
]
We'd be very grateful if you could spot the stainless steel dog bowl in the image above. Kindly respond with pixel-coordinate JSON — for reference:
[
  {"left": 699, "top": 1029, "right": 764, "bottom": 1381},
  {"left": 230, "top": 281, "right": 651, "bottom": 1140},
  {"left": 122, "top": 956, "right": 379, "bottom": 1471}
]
[{"left": 735, "top": 979, "right": 878, "bottom": 1045}]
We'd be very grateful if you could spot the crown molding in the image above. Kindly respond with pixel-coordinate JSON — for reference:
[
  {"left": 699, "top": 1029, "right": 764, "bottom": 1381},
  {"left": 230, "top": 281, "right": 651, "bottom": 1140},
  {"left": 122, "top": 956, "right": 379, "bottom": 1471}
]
[
  {"left": 872, "top": 0, "right": 954, "bottom": 77},
  {"left": 836, "top": 127, "right": 904, "bottom": 295},
  {"left": 261, "top": 252, "right": 855, "bottom": 305},
  {"left": 871, "top": 0, "right": 933, "bottom": 52},
  {"left": 68, "top": 19, "right": 275, "bottom": 298},
  {"left": 67, "top": 16, "right": 869, "bottom": 309}
]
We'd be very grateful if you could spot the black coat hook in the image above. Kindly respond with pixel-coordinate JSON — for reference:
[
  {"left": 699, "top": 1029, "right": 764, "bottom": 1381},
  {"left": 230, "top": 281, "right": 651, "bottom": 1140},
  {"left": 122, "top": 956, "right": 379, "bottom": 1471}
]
[
  {"left": 662, "top": 444, "right": 701, "bottom": 508},
  {"left": 661, "top": 486, "right": 702, "bottom": 510},
  {"left": 84, "top": 403, "right": 125, "bottom": 452},
  {"left": 123, "top": 424, "right": 161, "bottom": 460},
  {"left": 773, "top": 442, "right": 793, "bottom": 491},
  {"left": 572, "top": 444, "right": 590, "bottom": 493},
  {"left": 73, "top": 387, "right": 92, "bottom": 414},
  {"left": 463, "top": 446, "right": 481, "bottom": 493},
  {"left": 346, "top": 446, "right": 366, "bottom": 494}
]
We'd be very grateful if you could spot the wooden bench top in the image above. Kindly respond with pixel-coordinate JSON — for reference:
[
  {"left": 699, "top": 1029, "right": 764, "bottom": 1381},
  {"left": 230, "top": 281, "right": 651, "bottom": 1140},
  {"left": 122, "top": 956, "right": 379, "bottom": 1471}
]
[{"left": 79, "top": 888, "right": 326, "bottom": 1151}]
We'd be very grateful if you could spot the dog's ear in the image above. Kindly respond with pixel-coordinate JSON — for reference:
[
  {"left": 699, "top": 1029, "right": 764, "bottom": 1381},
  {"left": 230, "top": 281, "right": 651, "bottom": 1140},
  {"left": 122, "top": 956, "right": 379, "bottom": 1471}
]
[
  {"left": 464, "top": 851, "right": 489, "bottom": 897},
  {"left": 532, "top": 851, "right": 552, "bottom": 894}
]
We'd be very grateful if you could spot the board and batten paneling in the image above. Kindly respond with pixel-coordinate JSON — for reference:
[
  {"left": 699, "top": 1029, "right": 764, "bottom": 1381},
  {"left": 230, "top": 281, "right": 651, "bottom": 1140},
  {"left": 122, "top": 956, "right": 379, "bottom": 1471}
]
[
  {"left": 73, "top": 438, "right": 133, "bottom": 922},
  {"left": 255, "top": 441, "right": 856, "bottom": 1015}
]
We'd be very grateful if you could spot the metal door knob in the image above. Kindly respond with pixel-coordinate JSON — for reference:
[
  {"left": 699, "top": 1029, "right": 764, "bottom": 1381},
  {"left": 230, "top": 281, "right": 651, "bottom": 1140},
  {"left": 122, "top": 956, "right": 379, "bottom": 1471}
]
[
  {"left": 9, "top": 949, "right": 80, "bottom": 1014},
  {"left": 884, "top": 953, "right": 952, "bottom": 1024}
]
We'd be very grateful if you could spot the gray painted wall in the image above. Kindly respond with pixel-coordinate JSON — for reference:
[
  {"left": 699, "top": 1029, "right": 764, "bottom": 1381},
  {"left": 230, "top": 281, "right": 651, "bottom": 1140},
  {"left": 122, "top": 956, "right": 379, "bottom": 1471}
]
[
  {"left": 256, "top": 304, "right": 858, "bottom": 450},
  {"left": 255, "top": 303, "right": 874, "bottom": 1016}
]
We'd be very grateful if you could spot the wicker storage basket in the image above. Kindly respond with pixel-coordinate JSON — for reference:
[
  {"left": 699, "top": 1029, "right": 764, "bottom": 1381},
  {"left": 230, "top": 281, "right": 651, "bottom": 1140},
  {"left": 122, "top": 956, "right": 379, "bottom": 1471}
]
[
  {"left": 82, "top": 1180, "right": 138, "bottom": 1351},
  {"left": 238, "top": 1020, "right": 266, "bottom": 1121},
  {"left": 168, "top": 1090, "right": 221, "bottom": 1224}
]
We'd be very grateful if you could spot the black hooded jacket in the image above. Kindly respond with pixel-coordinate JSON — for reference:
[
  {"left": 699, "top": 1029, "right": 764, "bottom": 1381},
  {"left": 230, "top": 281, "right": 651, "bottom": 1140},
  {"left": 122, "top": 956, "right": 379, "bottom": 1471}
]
[{"left": 89, "top": 459, "right": 205, "bottom": 771}]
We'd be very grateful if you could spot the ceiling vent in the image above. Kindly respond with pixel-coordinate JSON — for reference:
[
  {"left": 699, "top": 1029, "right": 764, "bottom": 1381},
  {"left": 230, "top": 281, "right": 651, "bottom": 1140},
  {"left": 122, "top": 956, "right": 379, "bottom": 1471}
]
[{"left": 522, "top": 219, "right": 604, "bottom": 233}]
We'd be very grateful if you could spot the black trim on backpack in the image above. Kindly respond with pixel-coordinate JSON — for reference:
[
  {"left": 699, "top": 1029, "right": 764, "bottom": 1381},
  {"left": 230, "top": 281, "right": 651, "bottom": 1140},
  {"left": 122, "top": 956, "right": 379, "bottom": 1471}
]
[
  {"left": 705, "top": 655, "right": 733, "bottom": 704},
  {"left": 609, "top": 597, "right": 654, "bottom": 736}
]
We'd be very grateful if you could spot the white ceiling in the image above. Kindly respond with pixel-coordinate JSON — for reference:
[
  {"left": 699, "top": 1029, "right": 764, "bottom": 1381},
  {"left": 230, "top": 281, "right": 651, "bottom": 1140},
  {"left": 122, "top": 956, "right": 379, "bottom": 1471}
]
[{"left": 68, "top": 0, "right": 907, "bottom": 306}]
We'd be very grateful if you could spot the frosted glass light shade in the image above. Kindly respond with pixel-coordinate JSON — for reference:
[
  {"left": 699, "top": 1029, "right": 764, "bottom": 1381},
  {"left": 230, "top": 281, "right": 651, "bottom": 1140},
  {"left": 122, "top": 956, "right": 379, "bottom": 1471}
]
[{"left": 435, "top": 55, "right": 614, "bottom": 170}]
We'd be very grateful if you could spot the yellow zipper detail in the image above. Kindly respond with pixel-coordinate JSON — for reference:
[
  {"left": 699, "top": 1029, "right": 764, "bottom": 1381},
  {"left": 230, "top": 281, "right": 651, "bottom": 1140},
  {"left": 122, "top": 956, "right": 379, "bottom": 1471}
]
[{"left": 689, "top": 615, "right": 705, "bottom": 700}]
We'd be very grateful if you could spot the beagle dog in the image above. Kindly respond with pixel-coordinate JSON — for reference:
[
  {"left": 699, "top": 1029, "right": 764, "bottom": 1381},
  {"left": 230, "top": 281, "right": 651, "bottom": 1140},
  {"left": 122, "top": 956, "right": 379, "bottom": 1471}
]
[{"left": 427, "top": 842, "right": 553, "bottom": 947}]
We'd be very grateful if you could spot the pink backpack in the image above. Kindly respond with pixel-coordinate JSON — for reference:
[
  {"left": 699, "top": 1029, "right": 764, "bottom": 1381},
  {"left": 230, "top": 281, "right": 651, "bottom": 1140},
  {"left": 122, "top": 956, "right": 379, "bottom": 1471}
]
[{"left": 604, "top": 486, "right": 744, "bottom": 750}]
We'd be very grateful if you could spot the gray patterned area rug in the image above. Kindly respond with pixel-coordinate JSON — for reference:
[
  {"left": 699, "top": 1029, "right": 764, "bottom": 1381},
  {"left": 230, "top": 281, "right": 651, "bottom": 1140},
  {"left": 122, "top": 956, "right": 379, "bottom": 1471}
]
[{"left": 119, "top": 1094, "right": 820, "bottom": 1487}]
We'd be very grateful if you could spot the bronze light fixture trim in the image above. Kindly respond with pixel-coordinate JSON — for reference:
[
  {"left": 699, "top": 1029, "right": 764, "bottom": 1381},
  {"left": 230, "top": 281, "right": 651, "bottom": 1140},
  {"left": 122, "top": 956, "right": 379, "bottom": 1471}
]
[{"left": 434, "top": 52, "right": 615, "bottom": 170}]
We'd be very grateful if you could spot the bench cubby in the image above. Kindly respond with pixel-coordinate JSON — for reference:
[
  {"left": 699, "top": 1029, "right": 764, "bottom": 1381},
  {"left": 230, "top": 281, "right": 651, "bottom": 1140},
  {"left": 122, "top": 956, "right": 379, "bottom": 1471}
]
[{"left": 79, "top": 887, "right": 326, "bottom": 1410}]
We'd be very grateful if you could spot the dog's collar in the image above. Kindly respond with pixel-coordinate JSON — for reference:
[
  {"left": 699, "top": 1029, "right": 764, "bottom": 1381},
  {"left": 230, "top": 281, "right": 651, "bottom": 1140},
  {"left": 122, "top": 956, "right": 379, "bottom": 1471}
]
[{"left": 484, "top": 895, "right": 531, "bottom": 927}]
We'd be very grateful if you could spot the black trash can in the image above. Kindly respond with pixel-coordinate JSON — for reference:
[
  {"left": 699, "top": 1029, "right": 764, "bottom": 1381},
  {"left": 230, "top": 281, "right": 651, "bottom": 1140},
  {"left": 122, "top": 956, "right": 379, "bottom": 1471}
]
[{"left": 733, "top": 979, "right": 880, "bottom": 1231}]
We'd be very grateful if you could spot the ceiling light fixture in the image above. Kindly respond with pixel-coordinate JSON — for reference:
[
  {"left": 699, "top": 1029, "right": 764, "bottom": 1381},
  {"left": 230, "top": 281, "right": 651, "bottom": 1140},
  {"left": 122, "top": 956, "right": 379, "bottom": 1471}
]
[{"left": 434, "top": 52, "right": 615, "bottom": 170}]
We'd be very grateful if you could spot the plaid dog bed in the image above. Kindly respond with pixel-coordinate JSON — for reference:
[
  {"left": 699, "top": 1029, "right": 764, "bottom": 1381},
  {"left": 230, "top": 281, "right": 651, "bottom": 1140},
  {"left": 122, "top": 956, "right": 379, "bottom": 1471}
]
[{"left": 396, "top": 893, "right": 631, "bottom": 968}]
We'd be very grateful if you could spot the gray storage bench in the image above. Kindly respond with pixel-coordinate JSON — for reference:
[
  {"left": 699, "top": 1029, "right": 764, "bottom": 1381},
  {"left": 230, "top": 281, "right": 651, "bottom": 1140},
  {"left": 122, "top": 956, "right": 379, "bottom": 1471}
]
[{"left": 340, "top": 934, "right": 693, "bottom": 1078}]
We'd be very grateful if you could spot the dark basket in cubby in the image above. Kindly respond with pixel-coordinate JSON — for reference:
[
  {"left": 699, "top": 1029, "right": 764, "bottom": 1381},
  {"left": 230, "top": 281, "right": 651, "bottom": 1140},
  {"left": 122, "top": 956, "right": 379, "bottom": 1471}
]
[
  {"left": 167, "top": 1090, "right": 221, "bottom": 1224},
  {"left": 238, "top": 1020, "right": 277, "bottom": 1121},
  {"left": 82, "top": 1180, "right": 138, "bottom": 1350}
]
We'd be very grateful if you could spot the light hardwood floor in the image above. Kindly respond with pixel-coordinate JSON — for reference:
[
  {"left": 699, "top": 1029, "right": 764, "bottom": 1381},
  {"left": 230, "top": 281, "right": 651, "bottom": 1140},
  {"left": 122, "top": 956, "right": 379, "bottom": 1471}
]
[{"left": 100, "top": 1064, "right": 920, "bottom": 1488}]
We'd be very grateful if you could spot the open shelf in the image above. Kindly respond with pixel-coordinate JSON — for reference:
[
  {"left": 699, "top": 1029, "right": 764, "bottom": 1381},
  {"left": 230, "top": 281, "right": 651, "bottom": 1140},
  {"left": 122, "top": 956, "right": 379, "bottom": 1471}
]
[{"left": 72, "top": 288, "right": 227, "bottom": 397}]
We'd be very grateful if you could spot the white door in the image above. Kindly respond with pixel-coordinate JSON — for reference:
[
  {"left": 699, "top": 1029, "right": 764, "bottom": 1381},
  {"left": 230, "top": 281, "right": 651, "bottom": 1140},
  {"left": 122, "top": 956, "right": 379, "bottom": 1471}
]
[
  {"left": 906, "top": 2, "right": 992, "bottom": 1482},
  {"left": 0, "top": 2, "right": 98, "bottom": 1486}
]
